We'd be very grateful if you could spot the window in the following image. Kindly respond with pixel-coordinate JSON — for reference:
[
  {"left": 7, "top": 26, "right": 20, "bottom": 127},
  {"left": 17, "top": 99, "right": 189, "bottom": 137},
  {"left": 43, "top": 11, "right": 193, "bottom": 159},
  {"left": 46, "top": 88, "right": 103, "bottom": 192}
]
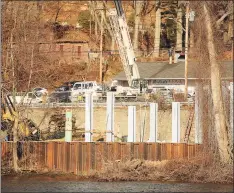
[
  {"left": 35, "top": 92, "right": 42, "bottom": 97},
  {"left": 74, "top": 84, "right": 82, "bottom": 90},
  {"left": 60, "top": 45, "right": 64, "bottom": 56},
  {"left": 84, "top": 83, "right": 89, "bottom": 89},
  {"left": 89, "top": 83, "right": 93, "bottom": 88},
  {"left": 28, "top": 93, "right": 36, "bottom": 99},
  {"left": 77, "top": 46, "right": 81, "bottom": 57}
]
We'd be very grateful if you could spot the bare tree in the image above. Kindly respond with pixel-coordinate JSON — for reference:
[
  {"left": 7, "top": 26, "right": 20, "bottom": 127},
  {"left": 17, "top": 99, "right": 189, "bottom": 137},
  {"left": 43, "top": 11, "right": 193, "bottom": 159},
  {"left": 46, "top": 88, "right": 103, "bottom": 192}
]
[
  {"left": 133, "top": 0, "right": 143, "bottom": 56},
  {"left": 176, "top": 6, "right": 183, "bottom": 51},
  {"left": 2, "top": 1, "right": 48, "bottom": 171},
  {"left": 203, "top": 2, "right": 232, "bottom": 163},
  {"left": 152, "top": 0, "right": 161, "bottom": 57}
]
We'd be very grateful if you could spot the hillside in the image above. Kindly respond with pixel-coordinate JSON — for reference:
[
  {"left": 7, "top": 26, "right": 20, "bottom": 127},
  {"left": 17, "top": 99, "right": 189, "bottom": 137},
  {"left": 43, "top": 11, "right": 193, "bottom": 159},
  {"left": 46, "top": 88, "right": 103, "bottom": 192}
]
[{"left": 1, "top": 1, "right": 232, "bottom": 91}]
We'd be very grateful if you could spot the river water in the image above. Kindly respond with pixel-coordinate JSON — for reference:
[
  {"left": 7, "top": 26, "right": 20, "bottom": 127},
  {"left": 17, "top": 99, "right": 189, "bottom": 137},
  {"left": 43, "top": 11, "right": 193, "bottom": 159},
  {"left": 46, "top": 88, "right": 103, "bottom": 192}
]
[{"left": 2, "top": 175, "right": 233, "bottom": 192}]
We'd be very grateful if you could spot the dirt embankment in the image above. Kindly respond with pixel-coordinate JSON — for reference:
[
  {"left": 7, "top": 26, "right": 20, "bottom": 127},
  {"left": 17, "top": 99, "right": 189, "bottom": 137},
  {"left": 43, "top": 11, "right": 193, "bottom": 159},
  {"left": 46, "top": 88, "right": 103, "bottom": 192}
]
[
  {"left": 89, "top": 155, "right": 233, "bottom": 184},
  {"left": 25, "top": 106, "right": 193, "bottom": 142},
  {"left": 91, "top": 161, "right": 233, "bottom": 184},
  {"left": 3, "top": 155, "right": 233, "bottom": 184}
]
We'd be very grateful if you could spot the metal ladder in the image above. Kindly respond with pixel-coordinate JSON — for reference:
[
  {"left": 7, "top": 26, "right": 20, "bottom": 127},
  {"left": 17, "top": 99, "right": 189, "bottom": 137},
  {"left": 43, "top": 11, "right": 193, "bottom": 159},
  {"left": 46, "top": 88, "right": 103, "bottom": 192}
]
[
  {"left": 108, "top": 9, "right": 139, "bottom": 86},
  {"left": 184, "top": 108, "right": 195, "bottom": 143}
]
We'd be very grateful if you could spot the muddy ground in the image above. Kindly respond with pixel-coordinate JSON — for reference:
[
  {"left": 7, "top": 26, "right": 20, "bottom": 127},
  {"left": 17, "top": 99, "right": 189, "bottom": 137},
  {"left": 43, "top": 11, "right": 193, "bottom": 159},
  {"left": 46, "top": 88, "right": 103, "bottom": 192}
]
[{"left": 2, "top": 176, "right": 233, "bottom": 192}]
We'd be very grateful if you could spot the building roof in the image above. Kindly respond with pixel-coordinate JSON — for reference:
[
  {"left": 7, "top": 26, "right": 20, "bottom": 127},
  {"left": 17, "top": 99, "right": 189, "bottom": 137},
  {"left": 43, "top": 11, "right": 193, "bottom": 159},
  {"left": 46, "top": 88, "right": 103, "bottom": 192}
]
[{"left": 113, "top": 61, "right": 233, "bottom": 80}]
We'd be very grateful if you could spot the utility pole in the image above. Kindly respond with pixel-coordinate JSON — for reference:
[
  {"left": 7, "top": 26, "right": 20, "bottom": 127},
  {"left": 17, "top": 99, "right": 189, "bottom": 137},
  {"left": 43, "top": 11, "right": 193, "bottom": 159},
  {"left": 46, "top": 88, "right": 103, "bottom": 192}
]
[
  {"left": 184, "top": 3, "right": 189, "bottom": 100},
  {"left": 99, "top": 10, "right": 104, "bottom": 83}
]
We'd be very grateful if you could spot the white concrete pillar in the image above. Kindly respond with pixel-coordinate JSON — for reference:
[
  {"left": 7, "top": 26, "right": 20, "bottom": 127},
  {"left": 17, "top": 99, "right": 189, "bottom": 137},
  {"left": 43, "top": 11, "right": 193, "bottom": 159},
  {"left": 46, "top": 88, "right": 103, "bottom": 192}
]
[
  {"left": 65, "top": 110, "right": 72, "bottom": 142},
  {"left": 149, "top": 103, "right": 158, "bottom": 142},
  {"left": 85, "top": 92, "right": 93, "bottom": 142},
  {"left": 128, "top": 106, "right": 136, "bottom": 142},
  {"left": 172, "top": 102, "right": 180, "bottom": 143},
  {"left": 106, "top": 92, "right": 115, "bottom": 142},
  {"left": 195, "top": 83, "right": 203, "bottom": 144}
]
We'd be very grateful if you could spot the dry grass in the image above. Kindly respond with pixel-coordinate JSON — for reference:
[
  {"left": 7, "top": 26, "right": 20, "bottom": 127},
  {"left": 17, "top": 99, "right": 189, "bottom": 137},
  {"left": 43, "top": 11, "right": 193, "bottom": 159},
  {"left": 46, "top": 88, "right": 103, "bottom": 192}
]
[
  {"left": 2, "top": 148, "right": 233, "bottom": 184},
  {"left": 90, "top": 154, "right": 233, "bottom": 184}
]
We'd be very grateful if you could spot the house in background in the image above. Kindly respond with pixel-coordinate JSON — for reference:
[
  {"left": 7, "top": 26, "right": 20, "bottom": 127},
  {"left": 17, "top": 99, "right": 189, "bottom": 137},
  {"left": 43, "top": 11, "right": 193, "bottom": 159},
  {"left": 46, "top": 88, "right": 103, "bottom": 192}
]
[
  {"left": 112, "top": 60, "right": 233, "bottom": 94},
  {"left": 39, "top": 40, "right": 90, "bottom": 63},
  {"left": 38, "top": 28, "right": 91, "bottom": 63}
]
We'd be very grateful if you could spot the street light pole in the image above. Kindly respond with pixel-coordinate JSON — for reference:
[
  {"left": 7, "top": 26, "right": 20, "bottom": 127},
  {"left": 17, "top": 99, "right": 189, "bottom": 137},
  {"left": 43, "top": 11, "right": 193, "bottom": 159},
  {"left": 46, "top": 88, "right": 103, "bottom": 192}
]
[{"left": 184, "top": 3, "right": 189, "bottom": 100}]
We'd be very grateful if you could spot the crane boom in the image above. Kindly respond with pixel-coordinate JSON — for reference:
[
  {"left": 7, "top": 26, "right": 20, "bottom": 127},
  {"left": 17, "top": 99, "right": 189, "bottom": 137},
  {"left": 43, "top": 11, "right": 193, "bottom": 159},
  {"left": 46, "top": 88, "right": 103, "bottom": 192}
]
[{"left": 108, "top": 0, "right": 140, "bottom": 87}]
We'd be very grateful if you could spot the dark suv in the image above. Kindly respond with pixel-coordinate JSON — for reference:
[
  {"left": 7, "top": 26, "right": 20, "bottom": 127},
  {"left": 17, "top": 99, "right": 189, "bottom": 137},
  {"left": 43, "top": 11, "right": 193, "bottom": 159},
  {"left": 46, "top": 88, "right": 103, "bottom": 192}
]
[{"left": 48, "top": 81, "right": 81, "bottom": 103}]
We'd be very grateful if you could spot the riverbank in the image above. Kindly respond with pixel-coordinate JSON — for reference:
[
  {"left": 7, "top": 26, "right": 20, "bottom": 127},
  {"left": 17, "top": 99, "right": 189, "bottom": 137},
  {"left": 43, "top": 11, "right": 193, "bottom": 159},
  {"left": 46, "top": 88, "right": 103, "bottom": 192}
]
[
  {"left": 2, "top": 175, "right": 233, "bottom": 193},
  {"left": 2, "top": 156, "right": 233, "bottom": 185}
]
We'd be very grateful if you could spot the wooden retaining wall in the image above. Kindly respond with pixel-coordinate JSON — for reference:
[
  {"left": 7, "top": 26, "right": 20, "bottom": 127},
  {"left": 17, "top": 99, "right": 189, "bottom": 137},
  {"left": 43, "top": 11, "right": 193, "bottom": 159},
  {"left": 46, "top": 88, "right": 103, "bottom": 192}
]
[{"left": 1, "top": 142, "right": 202, "bottom": 175}]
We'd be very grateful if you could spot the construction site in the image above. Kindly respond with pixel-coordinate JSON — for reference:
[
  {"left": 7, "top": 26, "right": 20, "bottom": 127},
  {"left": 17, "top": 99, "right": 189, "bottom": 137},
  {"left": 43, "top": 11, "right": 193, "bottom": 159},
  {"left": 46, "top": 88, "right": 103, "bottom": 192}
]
[{"left": 1, "top": 0, "right": 233, "bottom": 192}]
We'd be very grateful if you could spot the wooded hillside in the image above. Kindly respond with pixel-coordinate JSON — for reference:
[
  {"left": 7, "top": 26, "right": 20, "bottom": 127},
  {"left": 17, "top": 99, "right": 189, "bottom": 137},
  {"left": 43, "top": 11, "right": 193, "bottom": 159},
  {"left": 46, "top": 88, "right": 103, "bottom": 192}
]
[{"left": 1, "top": 1, "right": 233, "bottom": 91}]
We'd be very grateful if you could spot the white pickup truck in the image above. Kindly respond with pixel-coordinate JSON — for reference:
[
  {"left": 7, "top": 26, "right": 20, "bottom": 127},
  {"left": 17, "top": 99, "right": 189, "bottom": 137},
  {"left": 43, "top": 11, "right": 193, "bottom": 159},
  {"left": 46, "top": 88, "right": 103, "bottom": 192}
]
[
  {"left": 70, "top": 81, "right": 103, "bottom": 102},
  {"left": 9, "top": 92, "right": 43, "bottom": 104}
]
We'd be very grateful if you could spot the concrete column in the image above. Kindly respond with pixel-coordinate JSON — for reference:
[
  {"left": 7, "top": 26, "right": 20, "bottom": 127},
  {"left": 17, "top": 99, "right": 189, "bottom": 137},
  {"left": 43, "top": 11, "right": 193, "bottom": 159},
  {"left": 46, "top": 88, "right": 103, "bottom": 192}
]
[
  {"left": 230, "top": 82, "right": 233, "bottom": 146},
  {"left": 149, "top": 103, "right": 158, "bottom": 142},
  {"left": 65, "top": 110, "right": 72, "bottom": 142},
  {"left": 85, "top": 92, "right": 93, "bottom": 142},
  {"left": 195, "top": 82, "right": 203, "bottom": 144},
  {"left": 128, "top": 106, "right": 136, "bottom": 142},
  {"left": 106, "top": 92, "right": 115, "bottom": 142},
  {"left": 172, "top": 102, "right": 180, "bottom": 143}
]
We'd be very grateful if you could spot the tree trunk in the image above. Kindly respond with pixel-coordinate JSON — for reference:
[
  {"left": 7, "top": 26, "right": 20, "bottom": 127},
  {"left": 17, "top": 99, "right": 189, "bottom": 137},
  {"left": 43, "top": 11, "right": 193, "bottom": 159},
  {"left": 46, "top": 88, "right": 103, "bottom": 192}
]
[
  {"left": 111, "top": 37, "right": 115, "bottom": 54},
  {"left": 133, "top": 1, "right": 143, "bottom": 56},
  {"left": 153, "top": 4, "right": 161, "bottom": 57},
  {"left": 12, "top": 116, "right": 20, "bottom": 172},
  {"left": 190, "top": 29, "right": 194, "bottom": 48},
  {"left": 90, "top": 1, "right": 98, "bottom": 40},
  {"left": 9, "top": 3, "right": 20, "bottom": 172},
  {"left": 176, "top": 7, "right": 182, "bottom": 51},
  {"left": 203, "top": 3, "right": 232, "bottom": 163},
  {"left": 89, "top": 1, "right": 113, "bottom": 43},
  {"left": 227, "top": 14, "right": 233, "bottom": 40},
  {"left": 99, "top": 11, "right": 104, "bottom": 83},
  {"left": 27, "top": 46, "right": 35, "bottom": 90},
  {"left": 184, "top": 3, "right": 189, "bottom": 100}
]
